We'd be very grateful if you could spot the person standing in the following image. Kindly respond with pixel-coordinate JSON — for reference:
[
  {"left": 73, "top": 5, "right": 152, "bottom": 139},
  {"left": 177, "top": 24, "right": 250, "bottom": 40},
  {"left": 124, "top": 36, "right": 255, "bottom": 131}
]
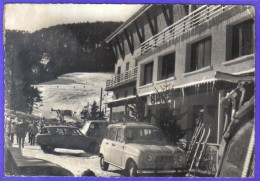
[
  {"left": 7, "top": 120, "right": 11, "bottom": 138},
  {"left": 28, "top": 122, "right": 33, "bottom": 144},
  {"left": 17, "top": 119, "right": 29, "bottom": 148},
  {"left": 9, "top": 122, "right": 16, "bottom": 143},
  {"left": 30, "top": 122, "right": 39, "bottom": 146}
]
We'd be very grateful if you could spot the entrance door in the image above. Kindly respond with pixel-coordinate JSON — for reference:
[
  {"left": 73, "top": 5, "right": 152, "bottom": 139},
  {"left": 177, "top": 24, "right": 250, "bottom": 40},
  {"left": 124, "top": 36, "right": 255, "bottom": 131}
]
[{"left": 192, "top": 105, "right": 204, "bottom": 129}]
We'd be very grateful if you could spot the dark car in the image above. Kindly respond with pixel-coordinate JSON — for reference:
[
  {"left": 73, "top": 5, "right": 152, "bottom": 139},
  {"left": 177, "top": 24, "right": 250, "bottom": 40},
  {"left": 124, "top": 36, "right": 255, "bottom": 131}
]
[
  {"left": 80, "top": 120, "right": 108, "bottom": 153},
  {"left": 36, "top": 126, "right": 95, "bottom": 153}
]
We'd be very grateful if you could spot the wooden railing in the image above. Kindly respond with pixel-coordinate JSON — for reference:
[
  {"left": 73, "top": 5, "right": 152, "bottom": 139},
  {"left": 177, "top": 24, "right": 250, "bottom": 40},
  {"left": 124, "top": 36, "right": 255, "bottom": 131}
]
[
  {"left": 106, "top": 67, "right": 138, "bottom": 89},
  {"left": 141, "top": 5, "right": 235, "bottom": 54}
]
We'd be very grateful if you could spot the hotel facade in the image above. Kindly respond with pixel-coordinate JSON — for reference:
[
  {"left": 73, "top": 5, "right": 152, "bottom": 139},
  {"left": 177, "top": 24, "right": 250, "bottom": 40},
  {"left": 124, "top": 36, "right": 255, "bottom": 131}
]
[{"left": 104, "top": 5, "right": 255, "bottom": 145}]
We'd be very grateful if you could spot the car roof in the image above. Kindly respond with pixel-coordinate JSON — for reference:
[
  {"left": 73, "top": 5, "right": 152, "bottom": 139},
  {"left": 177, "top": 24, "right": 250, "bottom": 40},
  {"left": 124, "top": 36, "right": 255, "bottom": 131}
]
[
  {"left": 45, "top": 126, "right": 78, "bottom": 129},
  {"left": 86, "top": 120, "right": 107, "bottom": 123},
  {"left": 108, "top": 122, "right": 158, "bottom": 129}
]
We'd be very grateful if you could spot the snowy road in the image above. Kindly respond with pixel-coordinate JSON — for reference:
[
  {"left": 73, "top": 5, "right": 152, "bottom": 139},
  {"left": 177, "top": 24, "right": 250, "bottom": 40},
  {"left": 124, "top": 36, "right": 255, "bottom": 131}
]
[{"left": 12, "top": 141, "right": 123, "bottom": 177}]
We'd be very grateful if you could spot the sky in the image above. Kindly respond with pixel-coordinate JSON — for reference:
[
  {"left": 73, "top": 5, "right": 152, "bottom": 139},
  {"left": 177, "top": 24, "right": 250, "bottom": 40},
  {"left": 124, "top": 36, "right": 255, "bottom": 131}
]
[{"left": 4, "top": 4, "right": 143, "bottom": 32}]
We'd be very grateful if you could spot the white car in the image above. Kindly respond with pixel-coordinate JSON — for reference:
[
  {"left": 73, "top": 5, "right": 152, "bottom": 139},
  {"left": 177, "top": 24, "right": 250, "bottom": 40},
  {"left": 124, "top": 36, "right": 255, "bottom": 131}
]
[{"left": 99, "top": 122, "right": 186, "bottom": 176}]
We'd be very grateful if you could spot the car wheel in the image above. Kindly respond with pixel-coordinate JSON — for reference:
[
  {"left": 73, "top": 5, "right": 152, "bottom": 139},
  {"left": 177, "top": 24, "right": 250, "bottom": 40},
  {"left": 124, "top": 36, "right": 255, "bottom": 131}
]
[
  {"left": 100, "top": 155, "right": 109, "bottom": 171},
  {"left": 84, "top": 143, "right": 97, "bottom": 153},
  {"left": 126, "top": 160, "right": 138, "bottom": 177},
  {"left": 41, "top": 145, "right": 55, "bottom": 153}
]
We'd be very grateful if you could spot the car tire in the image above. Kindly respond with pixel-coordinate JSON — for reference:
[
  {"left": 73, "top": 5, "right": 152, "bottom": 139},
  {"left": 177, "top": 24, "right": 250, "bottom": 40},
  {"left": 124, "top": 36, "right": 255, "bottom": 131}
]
[
  {"left": 41, "top": 145, "right": 55, "bottom": 153},
  {"left": 126, "top": 160, "right": 138, "bottom": 177},
  {"left": 100, "top": 155, "right": 109, "bottom": 171},
  {"left": 84, "top": 143, "right": 97, "bottom": 154}
]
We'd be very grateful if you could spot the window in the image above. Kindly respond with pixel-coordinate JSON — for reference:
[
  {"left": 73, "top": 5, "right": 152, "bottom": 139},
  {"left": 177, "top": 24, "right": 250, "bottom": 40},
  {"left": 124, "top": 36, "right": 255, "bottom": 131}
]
[
  {"left": 231, "top": 19, "right": 254, "bottom": 60},
  {"left": 143, "top": 62, "right": 154, "bottom": 85},
  {"left": 124, "top": 90, "right": 128, "bottom": 97},
  {"left": 188, "top": 37, "right": 211, "bottom": 72},
  {"left": 115, "top": 92, "right": 119, "bottom": 99},
  {"left": 48, "top": 128, "right": 64, "bottom": 135},
  {"left": 125, "top": 128, "right": 164, "bottom": 142},
  {"left": 117, "top": 66, "right": 121, "bottom": 74},
  {"left": 116, "top": 128, "right": 125, "bottom": 142},
  {"left": 64, "top": 128, "right": 80, "bottom": 136},
  {"left": 161, "top": 52, "right": 175, "bottom": 80},
  {"left": 126, "top": 62, "right": 130, "bottom": 71},
  {"left": 108, "top": 128, "right": 117, "bottom": 141},
  {"left": 133, "top": 88, "right": 137, "bottom": 95}
]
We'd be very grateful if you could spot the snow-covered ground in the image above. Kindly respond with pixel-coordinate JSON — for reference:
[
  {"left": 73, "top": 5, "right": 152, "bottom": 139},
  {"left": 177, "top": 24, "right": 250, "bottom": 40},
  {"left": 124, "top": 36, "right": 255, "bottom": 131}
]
[{"left": 33, "top": 72, "right": 113, "bottom": 119}]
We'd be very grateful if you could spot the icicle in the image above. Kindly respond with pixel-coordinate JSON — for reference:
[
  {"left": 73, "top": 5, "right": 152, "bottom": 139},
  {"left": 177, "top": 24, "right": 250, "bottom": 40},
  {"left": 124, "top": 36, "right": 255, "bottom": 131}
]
[
  {"left": 206, "top": 82, "right": 209, "bottom": 96},
  {"left": 182, "top": 88, "right": 185, "bottom": 104},
  {"left": 211, "top": 81, "right": 215, "bottom": 95}
]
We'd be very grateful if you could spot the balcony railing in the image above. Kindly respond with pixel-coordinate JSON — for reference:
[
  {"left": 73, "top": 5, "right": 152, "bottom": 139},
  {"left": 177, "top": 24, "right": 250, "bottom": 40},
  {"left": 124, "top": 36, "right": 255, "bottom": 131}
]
[
  {"left": 106, "top": 67, "right": 138, "bottom": 89},
  {"left": 141, "top": 5, "right": 235, "bottom": 54}
]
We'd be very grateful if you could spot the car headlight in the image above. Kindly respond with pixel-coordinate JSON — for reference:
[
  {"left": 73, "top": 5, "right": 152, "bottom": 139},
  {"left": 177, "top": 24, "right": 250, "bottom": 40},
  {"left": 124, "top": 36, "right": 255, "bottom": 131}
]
[
  {"left": 146, "top": 154, "right": 153, "bottom": 162},
  {"left": 177, "top": 155, "right": 183, "bottom": 162}
]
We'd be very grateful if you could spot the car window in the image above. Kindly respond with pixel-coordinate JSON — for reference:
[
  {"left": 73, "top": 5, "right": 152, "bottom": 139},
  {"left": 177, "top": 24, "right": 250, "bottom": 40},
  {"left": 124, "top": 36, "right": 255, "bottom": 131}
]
[
  {"left": 75, "top": 129, "right": 84, "bottom": 136},
  {"left": 116, "top": 128, "right": 124, "bottom": 143},
  {"left": 126, "top": 128, "right": 164, "bottom": 142},
  {"left": 108, "top": 127, "right": 117, "bottom": 141},
  {"left": 81, "top": 122, "right": 91, "bottom": 135},
  {"left": 48, "top": 128, "right": 64, "bottom": 135},
  {"left": 87, "top": 123, "right": 101, "bottom": 137},
  {"left": 64, "top": 128, "right": 79, "bottom": 136}
]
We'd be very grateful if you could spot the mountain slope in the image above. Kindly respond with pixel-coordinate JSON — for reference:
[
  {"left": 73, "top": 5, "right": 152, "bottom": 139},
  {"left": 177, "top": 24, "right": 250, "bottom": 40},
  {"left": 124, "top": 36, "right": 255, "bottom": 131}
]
[{"left": 33, "top": 72, "right": 113, "bottom": 119}]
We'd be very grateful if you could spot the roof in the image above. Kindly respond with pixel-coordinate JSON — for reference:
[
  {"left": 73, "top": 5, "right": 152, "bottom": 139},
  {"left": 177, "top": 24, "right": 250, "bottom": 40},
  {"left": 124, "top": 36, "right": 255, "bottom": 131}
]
[
  {"left": 108, "top": 122, "right": 158, "bottom": 129},
  {"left": 105, "top": 5, "right": 153, "bottom": 43}
]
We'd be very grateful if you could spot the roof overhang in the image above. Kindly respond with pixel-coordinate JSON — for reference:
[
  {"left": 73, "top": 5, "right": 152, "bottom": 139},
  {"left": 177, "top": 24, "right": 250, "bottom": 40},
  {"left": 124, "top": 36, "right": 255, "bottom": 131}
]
[{"left": 105, "top": 5, "right": 153, "bottom": 43}]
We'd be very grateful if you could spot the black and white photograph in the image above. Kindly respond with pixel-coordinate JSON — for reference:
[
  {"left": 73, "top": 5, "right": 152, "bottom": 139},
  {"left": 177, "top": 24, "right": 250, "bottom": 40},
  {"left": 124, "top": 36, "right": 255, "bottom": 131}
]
[{"left": 3, "top": 3, "right": 255, "bottom": 177}]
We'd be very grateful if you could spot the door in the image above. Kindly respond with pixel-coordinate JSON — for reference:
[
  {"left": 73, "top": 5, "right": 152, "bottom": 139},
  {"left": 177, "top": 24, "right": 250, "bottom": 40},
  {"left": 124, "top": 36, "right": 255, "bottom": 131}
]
[
  {"left": 110, "top": 128, "right": 125, "bottom": 167},
  {"left": 103, "top": 127, "right": 117, "bottom": 162},
  {"left": 63, "top": 128, "right": 87, "bottom": 149},
  {"left": 49, "top": 127, "right": 67, "bottom": 148}
]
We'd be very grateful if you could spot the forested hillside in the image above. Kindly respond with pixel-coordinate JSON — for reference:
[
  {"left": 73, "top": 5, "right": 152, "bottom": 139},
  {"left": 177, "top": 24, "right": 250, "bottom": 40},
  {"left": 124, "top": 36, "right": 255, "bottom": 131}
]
[{"left": 5, "top": 21, "right": 121, "bottom": 113}]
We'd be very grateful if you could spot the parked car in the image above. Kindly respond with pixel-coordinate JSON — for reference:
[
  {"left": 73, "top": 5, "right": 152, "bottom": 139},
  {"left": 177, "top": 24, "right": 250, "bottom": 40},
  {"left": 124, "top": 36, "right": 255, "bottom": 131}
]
[
  {"left": 36, "top": 126, "right": 95, "bottom": 153},
  {"left": 81, "top": 120, "right": 108, "bottom": 153},
  {"left": 99, "top": 122, "right": 186, "bottom": 176}
]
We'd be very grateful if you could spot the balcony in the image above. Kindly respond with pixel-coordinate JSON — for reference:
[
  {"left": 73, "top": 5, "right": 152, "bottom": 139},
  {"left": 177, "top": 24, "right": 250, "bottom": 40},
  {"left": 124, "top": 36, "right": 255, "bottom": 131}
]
[
  {"left": 106, "top": 67, "right": 138, "bottom": 90},
  {"left": 141, "top": 5, "right": 235, "bottom": 54}
]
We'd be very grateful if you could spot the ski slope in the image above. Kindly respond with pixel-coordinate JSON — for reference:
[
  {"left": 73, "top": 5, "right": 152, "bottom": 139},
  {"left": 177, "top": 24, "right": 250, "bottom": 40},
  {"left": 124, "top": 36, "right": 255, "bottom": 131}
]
[{"left": 33, "top": 72, "right": 113, "bottom": 119}]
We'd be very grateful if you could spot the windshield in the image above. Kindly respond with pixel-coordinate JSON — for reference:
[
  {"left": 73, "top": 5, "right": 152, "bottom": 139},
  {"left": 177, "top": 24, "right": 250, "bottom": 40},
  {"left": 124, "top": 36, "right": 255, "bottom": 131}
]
[
  {"left": 81, "top": 122, "right": 91, "bottom": 135},
  {"left": 125, "top": 128, "right": 164, "bottom": 142}
]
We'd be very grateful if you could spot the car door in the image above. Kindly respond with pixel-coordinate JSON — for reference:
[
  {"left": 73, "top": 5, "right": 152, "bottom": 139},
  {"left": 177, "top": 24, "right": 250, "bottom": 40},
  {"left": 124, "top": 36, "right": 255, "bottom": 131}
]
[
  {"left": 103, "top": 127, "right": 117, "bottom": 162},
  {"left": 50, "top": 128, "right": 67, "bottom": 148},
  {"left": 110, "top": 128, "right": 125, "bottom": 167},
  {"left": 63, "top": 128, "right": 88, "bottom": 149}
]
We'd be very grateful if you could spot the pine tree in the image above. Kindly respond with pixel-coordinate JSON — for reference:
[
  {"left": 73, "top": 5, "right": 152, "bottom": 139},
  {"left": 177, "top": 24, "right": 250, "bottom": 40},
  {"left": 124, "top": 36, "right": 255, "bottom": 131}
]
[
  {"left": 90, "top": 101, "right": 99, "bottom": 120},
  {"left": 23, "top": 84, "right": 42, "bottom": 114},
  {"left": 80, "top": 106, "right": 90, "bottom": 120},
  {"left": 99, "top": 110, "right": 105, "bottom": 120}
]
